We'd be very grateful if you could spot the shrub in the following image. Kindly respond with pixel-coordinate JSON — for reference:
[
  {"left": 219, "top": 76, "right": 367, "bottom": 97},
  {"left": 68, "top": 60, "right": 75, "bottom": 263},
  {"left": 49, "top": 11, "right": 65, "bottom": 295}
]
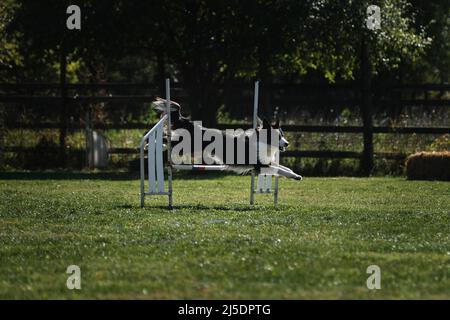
[{"left": 405, "top": 151, "right": 450, "bottom": 181}]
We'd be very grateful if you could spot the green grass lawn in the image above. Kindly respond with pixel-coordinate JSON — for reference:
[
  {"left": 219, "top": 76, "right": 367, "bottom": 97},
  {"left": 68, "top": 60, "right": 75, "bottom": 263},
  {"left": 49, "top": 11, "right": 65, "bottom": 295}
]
[{"left": 0, "top": 172, "right": 449, "bottom": 299}]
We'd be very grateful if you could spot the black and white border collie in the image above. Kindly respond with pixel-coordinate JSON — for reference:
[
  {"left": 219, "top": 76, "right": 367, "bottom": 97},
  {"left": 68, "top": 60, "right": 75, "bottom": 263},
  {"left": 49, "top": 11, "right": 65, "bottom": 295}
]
[{"left": 153, "top": 98, "right": 302, "bottom": 180}]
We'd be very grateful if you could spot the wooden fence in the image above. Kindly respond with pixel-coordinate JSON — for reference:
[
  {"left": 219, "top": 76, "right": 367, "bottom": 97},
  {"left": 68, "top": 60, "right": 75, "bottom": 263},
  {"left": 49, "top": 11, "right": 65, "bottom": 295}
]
[{"left": 1, "top": 82, "right": 449, "bottom": 174}]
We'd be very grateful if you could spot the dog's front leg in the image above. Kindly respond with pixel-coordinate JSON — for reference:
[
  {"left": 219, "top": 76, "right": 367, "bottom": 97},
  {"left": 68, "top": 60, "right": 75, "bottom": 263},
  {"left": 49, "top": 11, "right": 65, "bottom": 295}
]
[{"left": 266, "top": 165, "right": 302, "bottom": 180}]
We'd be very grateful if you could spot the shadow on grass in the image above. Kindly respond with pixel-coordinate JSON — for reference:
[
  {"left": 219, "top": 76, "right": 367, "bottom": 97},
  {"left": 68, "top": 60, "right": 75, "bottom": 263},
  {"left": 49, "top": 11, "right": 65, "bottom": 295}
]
[{"left": 134, "top": 203, "right": 260, "bottom": 212}]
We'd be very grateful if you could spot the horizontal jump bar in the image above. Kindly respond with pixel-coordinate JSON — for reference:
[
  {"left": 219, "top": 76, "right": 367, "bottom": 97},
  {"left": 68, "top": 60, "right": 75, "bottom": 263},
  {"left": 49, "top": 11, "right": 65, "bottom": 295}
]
[{"left": 172, "top": 165, "right": 227, "bottom": 171}]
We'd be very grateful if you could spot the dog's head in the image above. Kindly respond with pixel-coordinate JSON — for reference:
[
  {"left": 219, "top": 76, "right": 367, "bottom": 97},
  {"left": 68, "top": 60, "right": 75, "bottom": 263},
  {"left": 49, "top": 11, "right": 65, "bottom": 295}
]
[{"left": 258, "top": 117, "right": 289, "bottom": 152}]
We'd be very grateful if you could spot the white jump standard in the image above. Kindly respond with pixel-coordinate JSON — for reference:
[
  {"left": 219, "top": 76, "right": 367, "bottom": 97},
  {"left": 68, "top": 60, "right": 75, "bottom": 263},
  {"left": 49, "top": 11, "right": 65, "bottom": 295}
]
[{"left": 140, "top": 79, "right": 299, "bottom": 209}]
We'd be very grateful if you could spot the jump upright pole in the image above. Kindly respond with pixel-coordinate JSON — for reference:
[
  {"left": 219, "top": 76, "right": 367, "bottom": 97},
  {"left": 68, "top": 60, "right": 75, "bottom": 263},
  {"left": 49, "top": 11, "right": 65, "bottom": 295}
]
[
  {"left": 249, "top": 80, "right": 279, "bottom": 206},
  {"left": 165, "top": 79, "right": 173, "bottom": 209},
  {"left": 250, "top": 81, "right": 259, "bottom": 205}
]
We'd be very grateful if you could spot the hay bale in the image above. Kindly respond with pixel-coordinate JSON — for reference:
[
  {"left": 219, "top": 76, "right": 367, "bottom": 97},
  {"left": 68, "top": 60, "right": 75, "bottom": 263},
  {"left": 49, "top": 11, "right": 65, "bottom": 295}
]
[{"left": 405, "top": 151, "right": 450, "bottom": 181}]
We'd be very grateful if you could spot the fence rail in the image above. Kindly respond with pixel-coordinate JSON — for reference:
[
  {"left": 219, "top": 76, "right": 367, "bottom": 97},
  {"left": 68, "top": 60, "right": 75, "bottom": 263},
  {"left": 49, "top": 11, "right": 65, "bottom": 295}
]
[
  {"left": 1, "top": 82, "right": 449, "bottom": 90},
  {"left": 1, "top": 96, "right": 450, "bottom": 107},
  {"left": 4, "top": 121, "right": 450, "bottom": 134}
]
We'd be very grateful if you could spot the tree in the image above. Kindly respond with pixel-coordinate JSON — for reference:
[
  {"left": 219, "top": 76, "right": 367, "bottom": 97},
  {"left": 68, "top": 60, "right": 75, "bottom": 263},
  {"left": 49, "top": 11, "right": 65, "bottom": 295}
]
[
  {"left": 4, "top": 0, "right": 434, "bottom": 124},
  {"left": 0, "top": 0, "right": 21, "bottom": 81}
]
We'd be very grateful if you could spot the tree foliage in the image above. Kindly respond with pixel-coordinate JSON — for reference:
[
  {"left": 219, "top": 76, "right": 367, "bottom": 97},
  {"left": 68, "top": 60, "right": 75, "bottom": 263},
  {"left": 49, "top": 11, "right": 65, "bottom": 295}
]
[{"left": 0, "top": 0, "right": 445, "bottom": 123}]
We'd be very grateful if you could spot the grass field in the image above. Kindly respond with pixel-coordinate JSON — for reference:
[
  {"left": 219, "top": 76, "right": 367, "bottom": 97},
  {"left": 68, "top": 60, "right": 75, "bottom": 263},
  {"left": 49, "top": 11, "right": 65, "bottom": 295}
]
[{"left": 0, "top": 172, "right": 449, "bottom": 299}]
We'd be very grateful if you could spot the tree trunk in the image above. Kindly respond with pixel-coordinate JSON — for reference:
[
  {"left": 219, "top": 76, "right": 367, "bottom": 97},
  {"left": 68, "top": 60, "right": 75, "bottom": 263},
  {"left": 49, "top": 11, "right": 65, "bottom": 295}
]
[
  {"left": 183, "top": 67, "right": 220, "bottom": 127},
  {"left": 155, "top": 52, "right": 166, "bottom": 95},
  {"left": 59, "top": 48, "right": 67, "bottom": 167},
  {"left": 258, "top": 45, "right": 271, "bottom": 119},
  {"left": 360, "top": 38, "right": 374, "bottom": 176}
]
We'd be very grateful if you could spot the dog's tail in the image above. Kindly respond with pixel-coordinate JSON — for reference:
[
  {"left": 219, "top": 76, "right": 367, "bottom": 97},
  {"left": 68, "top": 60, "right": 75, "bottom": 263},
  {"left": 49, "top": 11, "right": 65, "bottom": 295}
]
[{"left": 152, "top": 97, "right": 181, "bottom": 115}]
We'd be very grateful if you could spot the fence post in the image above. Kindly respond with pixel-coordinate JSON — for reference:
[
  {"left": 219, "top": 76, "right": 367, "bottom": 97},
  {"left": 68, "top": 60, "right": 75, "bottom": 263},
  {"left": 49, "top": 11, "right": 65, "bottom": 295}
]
[
  {"left": 360, "top": 38, "right": 373, "bottom": 176},
  {"left": 85, "top": 110, "right": 94, "bottom": 169},
  {"left": 59, "top": 49, "right": 68, "bottom": 166}
]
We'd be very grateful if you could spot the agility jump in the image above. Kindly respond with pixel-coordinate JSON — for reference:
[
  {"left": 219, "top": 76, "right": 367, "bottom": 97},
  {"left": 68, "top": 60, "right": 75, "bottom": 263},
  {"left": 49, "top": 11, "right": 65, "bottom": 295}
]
[{"left": 140, "top": 79, "right": 300, "bottom": 209}]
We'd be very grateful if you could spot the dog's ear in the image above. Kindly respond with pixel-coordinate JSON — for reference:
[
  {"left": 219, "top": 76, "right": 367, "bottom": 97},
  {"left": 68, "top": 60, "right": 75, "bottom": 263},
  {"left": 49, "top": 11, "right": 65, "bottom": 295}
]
[{"left": 263, "top": 118, "right": 271, "bottom": 129}]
